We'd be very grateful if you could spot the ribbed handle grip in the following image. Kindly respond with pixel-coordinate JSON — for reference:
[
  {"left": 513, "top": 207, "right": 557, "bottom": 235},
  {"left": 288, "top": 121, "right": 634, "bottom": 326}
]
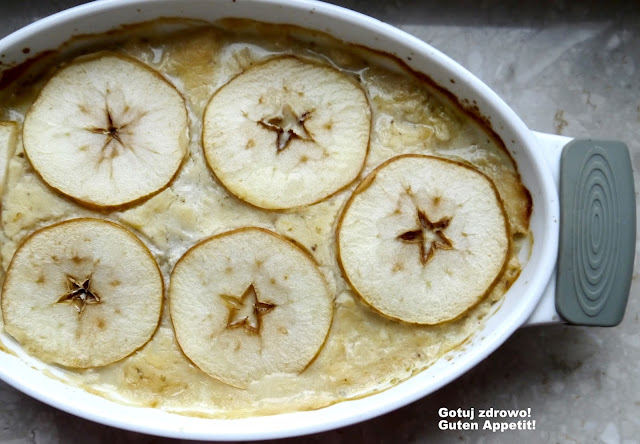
[{"left": 556, "top": 139, "right": 636, "bottom": 326}]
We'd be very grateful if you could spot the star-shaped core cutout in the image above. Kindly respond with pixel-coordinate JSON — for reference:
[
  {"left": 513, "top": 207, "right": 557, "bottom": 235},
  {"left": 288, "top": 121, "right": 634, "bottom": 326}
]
[
  {"left": 220, "top": 284, "right": 276, "bottom": 334},
  {"left": 86, "top": 106, "right": 127, "bottom": 162},
  {"left": 56, "top": 275, "right": 101, "bottom": 314},
  {"left": 397, "top": 210, "right": 454, "bottom": 265},
  {"left": 88, "top": 107, "right": 122, "bottom": 144},
  {"left": 84, "top": 94, "right": 145, "bottom": 165},
  {"left": 258, "top": 104, "right": 313, "bottom": 153}
]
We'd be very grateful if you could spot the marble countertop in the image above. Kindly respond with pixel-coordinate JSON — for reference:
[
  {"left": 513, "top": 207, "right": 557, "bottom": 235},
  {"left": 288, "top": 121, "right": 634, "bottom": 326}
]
[{"left": 0, "top": 1, "right": 638, "bottom": 443}]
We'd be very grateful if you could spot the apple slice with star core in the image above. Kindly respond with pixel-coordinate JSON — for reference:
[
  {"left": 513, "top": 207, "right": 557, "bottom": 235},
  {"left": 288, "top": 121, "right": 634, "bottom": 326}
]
[
  {"left": 169, "top": 227, "right": 333, "bottom": 388},
  {"left": 202, "top": 56, "right": 371, "bottom": 210},
  {"left": 337, "top": 154, "right": 510, "bottom": 325},
  {"left": 1, "top": 218, "right": 164, "bottom": 368},
  {"left": 22, "top": 51, "right": 188, "bottom": 208}
]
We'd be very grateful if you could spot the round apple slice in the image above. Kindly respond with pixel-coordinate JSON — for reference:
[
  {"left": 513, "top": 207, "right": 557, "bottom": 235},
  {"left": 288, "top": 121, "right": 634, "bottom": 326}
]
[
  {"left": 2, "top": 218, "right": 163, "bottom": 368},
  {"left": 202, "top": 56, "right": 371, "bottom": 210},
  {"left": 169, "top": 227, "right": 333, "bottom": 388},
  {"left": 337, "top": 154, "right": 510, "bottom": 325},
  {"left": 23, "top": 51, "right": 188, "bottom": 208}
]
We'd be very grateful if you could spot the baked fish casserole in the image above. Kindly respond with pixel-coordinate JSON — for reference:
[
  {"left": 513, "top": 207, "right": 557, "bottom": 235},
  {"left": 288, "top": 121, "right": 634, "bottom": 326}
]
[{"left": 0, "top": 19, "right": 531, "bottom": 417}]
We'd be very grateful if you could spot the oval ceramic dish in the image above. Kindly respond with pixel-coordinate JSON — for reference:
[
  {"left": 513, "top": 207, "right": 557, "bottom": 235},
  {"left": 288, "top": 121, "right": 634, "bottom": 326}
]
[{"left": 0, "top": 0, "right": 634, "bottom": 440}]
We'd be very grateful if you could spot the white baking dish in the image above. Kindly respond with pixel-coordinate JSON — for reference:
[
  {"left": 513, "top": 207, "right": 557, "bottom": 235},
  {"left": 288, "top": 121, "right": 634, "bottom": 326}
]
[{"left": 0, "top": 0, "right": 634, "bottom": 440}]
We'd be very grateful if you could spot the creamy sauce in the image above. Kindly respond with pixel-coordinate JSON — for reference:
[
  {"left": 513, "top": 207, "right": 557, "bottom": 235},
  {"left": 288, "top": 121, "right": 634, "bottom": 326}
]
[{"left": 0, "top": 20, "right": 530, "bottom": 417}]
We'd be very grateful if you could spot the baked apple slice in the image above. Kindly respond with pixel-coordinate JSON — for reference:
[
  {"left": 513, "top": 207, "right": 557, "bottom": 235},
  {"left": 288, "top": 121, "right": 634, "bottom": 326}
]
[
  {"left": 22, "top": 52, "right": 188, "bottom": 208},
  {"left": 0, "top": 121, "right": 18, "bottom": 195},
  {"left": 337, "top": 154, "right": 510, "bottom": 325},
  {"left": 202, "top": 56, "right": 370, "bottom": 210},
  {"left": 2, "top": 218, "right": 163, "bottom": 368},
  {"left": 169, "top": 227, "right": 333, "bottom": 388}
]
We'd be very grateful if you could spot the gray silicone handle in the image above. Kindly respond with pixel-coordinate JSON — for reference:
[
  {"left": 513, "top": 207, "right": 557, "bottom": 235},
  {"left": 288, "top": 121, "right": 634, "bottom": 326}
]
[{"left": 556, "top": 139, "right": 636, "bottom": 326}]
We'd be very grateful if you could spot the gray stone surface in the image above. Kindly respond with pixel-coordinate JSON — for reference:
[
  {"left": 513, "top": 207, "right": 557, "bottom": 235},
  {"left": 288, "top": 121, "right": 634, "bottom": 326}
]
[{"left": 0, "top": 0, "right": 638, "bottom": 442}]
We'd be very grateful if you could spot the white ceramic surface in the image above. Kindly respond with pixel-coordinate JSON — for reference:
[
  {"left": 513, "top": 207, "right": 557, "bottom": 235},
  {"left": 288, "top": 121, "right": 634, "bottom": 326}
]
[{"left": 0, "top": 0, "right": 561, "bottom": 440}]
